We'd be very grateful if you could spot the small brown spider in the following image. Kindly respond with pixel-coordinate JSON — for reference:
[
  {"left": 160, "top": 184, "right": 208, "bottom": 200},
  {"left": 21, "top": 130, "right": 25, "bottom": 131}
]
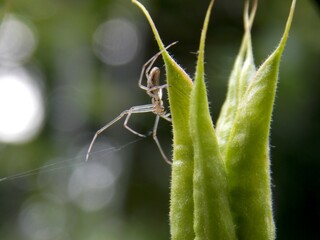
[{"left": 86, "top": 42, "right": 177, "bottom": 165}]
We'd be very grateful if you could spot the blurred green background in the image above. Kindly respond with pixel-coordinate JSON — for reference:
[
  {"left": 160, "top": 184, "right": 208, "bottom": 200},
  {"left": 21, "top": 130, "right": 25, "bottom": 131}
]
[{"left": 0, "top": 0, "right": 319, "bottom": 239}]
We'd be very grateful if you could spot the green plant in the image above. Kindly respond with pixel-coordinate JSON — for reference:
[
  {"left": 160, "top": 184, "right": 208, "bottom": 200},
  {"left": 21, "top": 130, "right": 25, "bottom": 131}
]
[{"left": 132, "top": 0, "right": 296, "bottom": 239}]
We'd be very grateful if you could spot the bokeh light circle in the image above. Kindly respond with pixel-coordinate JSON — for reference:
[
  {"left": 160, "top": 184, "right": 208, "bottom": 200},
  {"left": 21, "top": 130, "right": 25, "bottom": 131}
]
[
  {"left": 0, "top": 68, "right": 44, "bottom": 143},
  {"left": 68, "top": 162, "right": 117, "bottom": 212},
  {"left": 0, "top": 14, "right": 37, "bottom": 64},
  {"left": 18, "top": 200, "right": 67, "bottom": 240},
  {"left": 93, "top": 18, "right": 139, "bottom": 66}
]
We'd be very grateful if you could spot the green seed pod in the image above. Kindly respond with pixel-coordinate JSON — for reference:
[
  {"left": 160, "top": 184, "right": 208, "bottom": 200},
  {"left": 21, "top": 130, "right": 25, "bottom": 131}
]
[
  {"left": 223, "top": 1, "right": 296, "bottom": 239},
  {"left": 131, "top": 1, "right": 195, "bottom": 239},
  {"left": 190, "top": 0, "right": 236, "bottom": 239},
  {"left": 216, "top": 0, "right": 257, "bottom": 157}
]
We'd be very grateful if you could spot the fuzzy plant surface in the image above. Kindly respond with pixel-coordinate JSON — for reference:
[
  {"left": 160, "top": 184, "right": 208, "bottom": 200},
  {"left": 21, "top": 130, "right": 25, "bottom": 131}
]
[{"left": 132, "top": 0, "right": 296, "bottom": 239}]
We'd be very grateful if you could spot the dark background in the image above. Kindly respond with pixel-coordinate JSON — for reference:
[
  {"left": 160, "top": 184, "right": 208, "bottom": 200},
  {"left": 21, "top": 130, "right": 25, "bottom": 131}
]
[{"left": 0, "top": 0, "right": 319, "bottom": 239}]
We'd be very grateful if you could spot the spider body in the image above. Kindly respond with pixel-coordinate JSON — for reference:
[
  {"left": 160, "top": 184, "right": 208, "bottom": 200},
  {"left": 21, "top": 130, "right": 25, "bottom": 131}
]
[{"left": 147, "top": 67, "right": 167, "bottom": 117}]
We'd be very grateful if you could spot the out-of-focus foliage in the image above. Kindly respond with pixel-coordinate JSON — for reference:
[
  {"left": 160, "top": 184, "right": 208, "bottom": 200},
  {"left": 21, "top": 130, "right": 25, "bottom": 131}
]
[{"left": 0, "top": 0, "right": 319, "bottom": 239}]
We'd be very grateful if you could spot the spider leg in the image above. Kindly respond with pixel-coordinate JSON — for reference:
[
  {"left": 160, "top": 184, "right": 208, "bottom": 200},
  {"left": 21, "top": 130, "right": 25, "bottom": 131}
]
[
  {"left": 147, "top": 83, "right": 168, "bottom": 93},
  {"left": 160, "top": 113, "right": 172, "bottom": 122},
  {"left": 86, "top": 104, "right": 154, "bottom": 161},
  {"left": 146, "top": 84, "right": 168, "bottom": 99},
  {"left": 124, "top": 105, "right": 154, "bottom": 137},
  {"left": 86, "top": 109, "right": 129, "bottom": 161},
  {"left": 138, "top": 41, "right": 178, "bottom": 91},
  {"left": 138, "top": 55, "right": 157, "bottom": 91},
  {"left": 152, "top": 115, "right": 172, "bottom": 165}
]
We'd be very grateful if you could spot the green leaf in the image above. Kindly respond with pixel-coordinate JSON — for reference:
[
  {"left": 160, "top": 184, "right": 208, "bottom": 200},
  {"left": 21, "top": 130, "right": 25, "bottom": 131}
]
[
  {"left": 132, "top": 1, "right": 195, "bottom": 239},
  {"left": 216, "top": 0, "right": 257, "bottom": 157},
  {"left": 224, "top": 1, "right": 296, "bottom": 239},
  {"left": 190, "top": 0, "right": 237, "bottom": 239}
]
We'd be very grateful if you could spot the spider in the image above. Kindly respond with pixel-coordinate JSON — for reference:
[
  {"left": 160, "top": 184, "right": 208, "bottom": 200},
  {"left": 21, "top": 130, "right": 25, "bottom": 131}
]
[{"left": 86, "top": 42, "right": 177, "bottom": 165}]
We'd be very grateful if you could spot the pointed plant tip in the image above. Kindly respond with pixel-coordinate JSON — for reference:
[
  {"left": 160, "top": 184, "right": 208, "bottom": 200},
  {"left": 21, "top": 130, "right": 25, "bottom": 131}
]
[
  {"left": 249, "top": 0, "right": 258, "bottom": 28},
  {"left": 131, "top": 0, "right": 166, "bottom": 52},
  {"left": 243, "top": 0, "right": 258, "bottom": 33},
  {"left": 269, "top": 0, "right": 294, "bottom": 58},
  {"left": 197, "top": 0, "right": 215, "bottom": 66}
]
